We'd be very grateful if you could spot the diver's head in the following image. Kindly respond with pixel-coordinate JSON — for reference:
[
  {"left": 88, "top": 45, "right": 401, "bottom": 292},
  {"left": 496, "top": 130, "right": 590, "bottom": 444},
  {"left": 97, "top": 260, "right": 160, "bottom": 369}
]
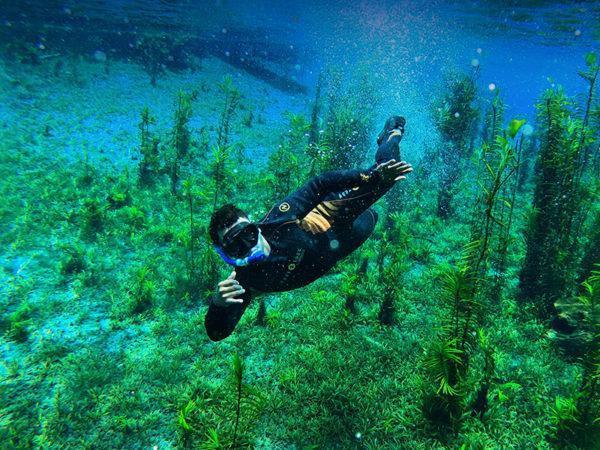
[
  {"left": 377, "top": 115, "right": 406, "bottom": 145},
  {"left": 209, "top": 204, "right": 270, "bottom": 266}
]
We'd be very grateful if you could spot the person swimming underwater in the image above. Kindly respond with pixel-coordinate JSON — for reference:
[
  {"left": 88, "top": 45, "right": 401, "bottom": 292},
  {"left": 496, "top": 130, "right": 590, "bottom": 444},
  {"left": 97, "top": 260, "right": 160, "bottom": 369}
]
[{"left": 204, "top": 115, "right": 412, "bottom": 341}]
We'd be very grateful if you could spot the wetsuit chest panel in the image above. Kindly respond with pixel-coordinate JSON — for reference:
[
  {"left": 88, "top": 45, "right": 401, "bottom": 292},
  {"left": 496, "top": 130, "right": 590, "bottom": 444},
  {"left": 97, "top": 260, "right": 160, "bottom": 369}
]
[{"left": 237, "top": 222, "right": 336, "bottom": 292}]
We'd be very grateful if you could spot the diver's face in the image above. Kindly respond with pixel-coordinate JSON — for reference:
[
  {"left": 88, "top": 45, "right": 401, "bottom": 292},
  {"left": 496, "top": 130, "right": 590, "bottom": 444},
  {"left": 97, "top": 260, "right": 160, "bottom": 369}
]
[{"left": 218, "top": 217, "right": 271, "bottom": 258}]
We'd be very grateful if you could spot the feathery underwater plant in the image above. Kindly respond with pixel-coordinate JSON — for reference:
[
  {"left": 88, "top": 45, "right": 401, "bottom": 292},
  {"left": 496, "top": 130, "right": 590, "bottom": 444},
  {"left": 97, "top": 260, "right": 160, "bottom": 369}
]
[
  {"left": 58, "top": 243, "right": 87, "bottom": 276},
  {"left": 341, "top": 269, "right": 359, "bottom": 314},
  {"left": 124, "top": 265, "right": 156, "bottom": 315},
  {"left": 431, "top": 71, "right": 480, "bottom": 218},
  {"left": 208, "top": 77, "right": 243, "bottom": 210},
  {"left": 4, "top": 302, "right": 33, "bottom": 343},
  {"left": 551, "top": 266, "right": 600, "bottom": 445},
  {"left": 138, "top": 107, "right": 160, "bottom": 186},
  {"left": 576, "top": 52, "right": 599, "bottom": 173},
  {"left": 173, "top": 91, "right": 192, "bottom": 160},
  {"left": 263, "top": 113, "right": 310, "bottom": 203},
  {"left": 136, "top": 35, "right": 169, "bottom": 86},
  {"left": 320, "top": 69, "right": 377, "bottom": 171},
  {"left": 168, "top": 91, "right": 193, "bottom": 194},
  {"left": 231, "top": 353, "right": 243, "bottom": 448},
  {"left": 216, "top": 75, "right": 241, "bottom": 149},
  {"left": 579, "top": 209, "right": 600, "bottom": 283},
  {"left": 518, "top": 87, "right": 586, "bottom": 322},
  {"left": 179, "top": 179, "right": 211, "bottom": 302},
  {"left": 488, "top": 118, "right": 527, "bottom": 303},
  {"left": 80, "top": 197, "right": 105, "bottom": 238},
  {"left": 422, "top": 128, "right": 517, "bottom": 429},
  {"left": 183, "top": 179, "right": 197, "bottom": 287}
]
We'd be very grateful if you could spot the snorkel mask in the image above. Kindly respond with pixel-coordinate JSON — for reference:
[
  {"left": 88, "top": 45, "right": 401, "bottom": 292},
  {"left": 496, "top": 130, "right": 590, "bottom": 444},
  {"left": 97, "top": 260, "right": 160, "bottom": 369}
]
[{"left": 214, "top": 222, "right": 268, "bottom": 267}]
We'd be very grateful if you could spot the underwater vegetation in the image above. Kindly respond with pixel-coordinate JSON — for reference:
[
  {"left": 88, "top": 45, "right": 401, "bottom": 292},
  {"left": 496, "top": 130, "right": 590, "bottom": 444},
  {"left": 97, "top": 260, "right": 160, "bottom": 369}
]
[{"left": 0, "top": 8, "right": 599, "bottom": 445}]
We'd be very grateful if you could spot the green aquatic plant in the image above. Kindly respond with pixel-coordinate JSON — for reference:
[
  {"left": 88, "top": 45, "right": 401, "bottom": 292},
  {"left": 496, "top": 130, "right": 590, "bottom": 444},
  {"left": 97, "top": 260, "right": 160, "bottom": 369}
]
[
  {"left": 340, "top": 270, "right": 359, "bottom": 314},
  {"left": 168, "top": 91, "right": 193, "bottom": 194},
  {"left": 576, "top": 52, "right": 599, "bottom": 172},
  {"left": 208, "top": 143, "right": 238, "bottom": 213},
  {"left": 125, "top": 265, "right": 156, "bottom": 315},
  {"left": 579, "top": 210, "right": 600, "bottom": 283},
  {"left": 232, "top": 353, "right": 243, "bottom": 448},
  {"left": 422, "top": 131, "right": 516, "bottom": 428},
  {"left": 80, "top": 197, "right": 105, "bottom": 238},
  {"left": 177, "top": 398, "right": 197, "bottom": 447},
  {"left": 77, "top": 149, "right": 95, "bottom": 187},
  {"left": 107, "top": 186, "right": 131, "bottom": 210},
  {"left": 320, "top": 70, "right": 377, "bottom": 171},
  {"left": 201, "top": 428, "right": 222, "bottom": 449},
  {"left": 138, "top": 107, "right": 160, "bottom": 185},
  {"left": 216, "top": 75, "right": 241, "bottom": 149},
  {"left": 183, "top": 179, "right": 197, "bottom": 285},
  {"left": 173, "top": 91, "right": 193, "bottom": 160},
  {"left": 58, "top": 243, "right": 87, "bottom": 276},
  {"left": 179, "top": 179, "right": 210, "bottom": 302},
  {"left": 481, "top": 90, "right": 505, "bottom": 146},
  {"left": 122, "top": 205, "right": 146, "bottom": 232},
  {"left": 264, "top": 113, "right": 310, "bottom": 202},
  {"left": 518, "top": 87, "right": 584, "bottom": 321},
  {"left": 549, "top": 396, "right": 580, "bottom": 440},
  {"left": 553, "top": 266, "right": 600, "bottom": 444},
  {"left": 487, "top": 125, "right": 526, "bottom": 303},
  {"left": 471, "top": 328, "right": 496, "bottom": 419},
  {"left": 517, "top": 136, "right": 538, "bottom": 191},
  {"left": 136, "top": 35, "right": 169, "bottom": 86},
  {"left": 432, "top": 71, "right": 480, "bottom": 218},
  {"left": 5, "top": 302, "right": 33, "bottom": 343}
]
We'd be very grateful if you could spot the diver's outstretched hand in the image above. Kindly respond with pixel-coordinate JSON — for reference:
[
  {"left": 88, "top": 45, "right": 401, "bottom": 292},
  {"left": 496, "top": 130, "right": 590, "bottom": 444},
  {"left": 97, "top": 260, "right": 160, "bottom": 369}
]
[
  {"left": 214, "top": 270, "right": 246, "bottom": 307},
  {"left": 375, "top": 159, "right": 413, "bottom": 184}
]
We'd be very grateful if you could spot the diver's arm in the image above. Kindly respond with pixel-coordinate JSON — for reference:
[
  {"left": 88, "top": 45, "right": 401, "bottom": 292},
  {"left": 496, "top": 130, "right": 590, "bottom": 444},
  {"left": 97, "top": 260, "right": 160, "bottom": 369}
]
[{"left": 282, "top": 168, "right": 383, "bottom": 220}]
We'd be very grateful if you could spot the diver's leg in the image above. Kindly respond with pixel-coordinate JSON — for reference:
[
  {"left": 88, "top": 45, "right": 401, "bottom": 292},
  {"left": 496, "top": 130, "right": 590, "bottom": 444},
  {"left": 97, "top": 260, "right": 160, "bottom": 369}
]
[
  {"left": 328, "top": 117, "right": 405, "bottom": 225},
  {"left": 318, "top": 116, "right": 405, "bottom": 228},
  {"left": 335, "top": 208, "right": 379, "bottom": 258}
]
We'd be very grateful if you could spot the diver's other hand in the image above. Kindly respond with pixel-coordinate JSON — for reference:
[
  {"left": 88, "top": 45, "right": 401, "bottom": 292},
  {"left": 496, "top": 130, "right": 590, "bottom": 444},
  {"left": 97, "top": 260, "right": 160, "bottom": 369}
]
[
  {"left": 375, "top": 159, "right": 413, "bottom": 183},
  {"left": 214, "top": 270, "right": 246, "bottom": 307}
]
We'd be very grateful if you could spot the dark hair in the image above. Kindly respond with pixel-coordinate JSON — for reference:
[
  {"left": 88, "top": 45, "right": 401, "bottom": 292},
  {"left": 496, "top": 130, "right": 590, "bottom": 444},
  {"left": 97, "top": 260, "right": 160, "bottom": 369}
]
[{"left": 209, "top": 204, "right": 248, "bottom": 245}]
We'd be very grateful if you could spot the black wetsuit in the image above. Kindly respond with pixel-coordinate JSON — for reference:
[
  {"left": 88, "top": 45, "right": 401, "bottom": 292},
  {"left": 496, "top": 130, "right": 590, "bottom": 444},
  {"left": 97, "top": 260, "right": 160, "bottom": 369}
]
[{"left": 204, "top": 132, "right": 402, "bottom": 341}]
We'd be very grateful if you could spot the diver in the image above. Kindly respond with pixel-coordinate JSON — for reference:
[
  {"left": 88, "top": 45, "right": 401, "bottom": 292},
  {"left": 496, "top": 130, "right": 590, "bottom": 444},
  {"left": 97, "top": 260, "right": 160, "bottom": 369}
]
[{"left": 204, "top": 116, "right": 412, "bottom": 341}]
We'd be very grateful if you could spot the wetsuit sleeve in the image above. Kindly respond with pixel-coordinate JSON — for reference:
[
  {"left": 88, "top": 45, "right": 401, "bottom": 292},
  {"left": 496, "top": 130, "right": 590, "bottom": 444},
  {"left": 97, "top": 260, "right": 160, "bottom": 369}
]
[
  {"left": 204, "top": 288, "right": 253, "bottom": 342},
  {"left": 281, "top": 167, "right": 383, "bottom": 220}
]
